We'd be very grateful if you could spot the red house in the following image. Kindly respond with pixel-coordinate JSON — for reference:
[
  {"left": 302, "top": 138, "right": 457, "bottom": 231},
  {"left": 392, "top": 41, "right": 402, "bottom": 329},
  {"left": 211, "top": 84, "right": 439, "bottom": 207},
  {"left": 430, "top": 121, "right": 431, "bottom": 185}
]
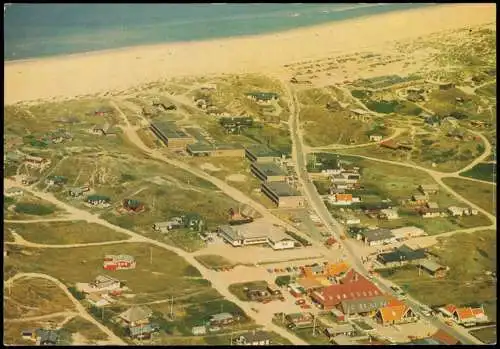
[
  {"left": 103, "top": 255, "right": 136, "bottom": 271},
  {"left": 123, "top": 199, "right": 145, "bottom": 213}
]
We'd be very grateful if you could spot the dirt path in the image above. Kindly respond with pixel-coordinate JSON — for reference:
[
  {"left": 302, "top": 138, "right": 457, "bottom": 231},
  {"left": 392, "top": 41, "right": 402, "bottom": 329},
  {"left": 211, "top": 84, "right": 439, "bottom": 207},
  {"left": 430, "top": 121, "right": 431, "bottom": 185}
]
[
  {"left": 5, "top": 311, "right": 78, "bottom": 323},
  {"left": 5, "top": 217, "right": 78, "bottom": 223},
  {"left": 5, "top": 273, "right": 126, "bottom": 345},
  {"left": 310, "top": 127, "right": 405, "bottom": 151}
]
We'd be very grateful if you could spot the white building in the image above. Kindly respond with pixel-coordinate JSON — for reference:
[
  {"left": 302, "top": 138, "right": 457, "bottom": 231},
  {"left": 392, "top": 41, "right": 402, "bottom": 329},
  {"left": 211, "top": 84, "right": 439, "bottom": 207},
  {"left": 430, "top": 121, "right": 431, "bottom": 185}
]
[
  {"left": 447, "top": 206, "right": 469, "bottom": 216},
  {"left": 390, "top": 226, "right": 427, "bottom": 240},
  {"left": 342, "top": 217, "right": 361, "bottom": 225},
  {"left": 369, "top": 135, "right": 383, "bottom": 142},
  {"left": 379, "top": 208, "right": 399, "bottom": 220}
]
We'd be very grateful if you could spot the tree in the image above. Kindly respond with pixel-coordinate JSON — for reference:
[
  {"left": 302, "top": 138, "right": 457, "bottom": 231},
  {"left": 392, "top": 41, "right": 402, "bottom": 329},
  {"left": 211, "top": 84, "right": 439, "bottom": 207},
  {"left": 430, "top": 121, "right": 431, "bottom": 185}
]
[{"left": 275, "top": 275, "right": 291, "bottom": 287}]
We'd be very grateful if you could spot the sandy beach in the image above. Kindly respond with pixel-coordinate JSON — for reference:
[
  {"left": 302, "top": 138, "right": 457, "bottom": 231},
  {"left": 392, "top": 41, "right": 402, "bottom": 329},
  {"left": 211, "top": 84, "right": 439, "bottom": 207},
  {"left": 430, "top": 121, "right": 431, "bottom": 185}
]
[{"left": 4, "top": 3, "right": 495, "bottom": 105}]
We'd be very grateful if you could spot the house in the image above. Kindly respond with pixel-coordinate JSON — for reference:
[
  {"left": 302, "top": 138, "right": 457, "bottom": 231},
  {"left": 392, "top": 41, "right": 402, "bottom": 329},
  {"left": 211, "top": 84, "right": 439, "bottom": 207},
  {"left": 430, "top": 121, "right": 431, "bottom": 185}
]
[
  {"left": 380, "top": 140, "right": 400, "bottom": 150},
  {"left": 418, "top": 260, "right": 448, "bottom": 278},
  {"left": 234, "top": 331, "right": 272, "bottom": 345},
  {"left": 426, "top": 202, "right": 439, "bottom": 210},
  {"left": 377, "top": 245, "right": 427, "bottom": 267},
  {"left": 375, "top": 300, "right": 418, "bottom": 326},
  {"left": 68, "top": 187, "right": 89, "bottom": 197},
  {"left": 342, "top": 216, "right": 361, "bottom": 226},
  {"left": 118, "top": 305, "right": 153, "bottom": 327},
  {"left": 328, "top": 193, "right": 354, "bottom": 205},
  {"left": 128, "top": 323, "right": 158, "bottom": 339},
  {"left": 297, "top": 277, "right": 324, "bottom": 293},
  {"left": 378, "top": 208, "right": 399, "bottom": 220},
  {"left": 209, "top": 313, "right": 235, "bottom": 326},
  {"left": 285, "top": 312, "right": 314, "bottom": 327},
  {"left": 89, "top": 274, "right": 121, "bottom": 292},
  {"left": 103, "top": 255, "right": 136, "bottom": 271},
  {"left": 447, "top": 206, "right": 469, "bottom": 217},
  {"left": 86, "top": 195, "right": 111, "bottom": 207},
  {"left": 123, "top": 199, "right": 144, "bottom": 213},
  {"left": 358, "top": 228, "right": 396, "bottom": 246},
  {"left": 246, "top": 92, "right": 279, "bottom": 104},
  {"left": 418, "top": 184, "right": 439, "bottom": 195},
  {"left": 152, "top": 219, "right": 182, "bottom": 233},
  {"left": 310, "top": 270, "right": 383, "bottom": 310},
  {"left": 46, "top": 175, "right": 67, "bottom": 186},
  {"left": 441, "top": 305, "right": 489, "bottom": 326},
  {"left": 4, "top": 187, "right": 24, "bottom": 197},
  {"left": 410, "top": 194, "right": 427, "bottom": 204},
  {"left": 419, "top": 208, "right": 443, "bottom": 219},
  {"left": 35, "top": 329, "right": 59, "bottom": 345},
  {"left": 369, "top": 134, "right": 383, "bottom": 142},
  {"left": 192, "top": 326, "right": 207, "bottom": 336},
  {"left": 86, "top": 292, "right": 111, "bottom": 307}
]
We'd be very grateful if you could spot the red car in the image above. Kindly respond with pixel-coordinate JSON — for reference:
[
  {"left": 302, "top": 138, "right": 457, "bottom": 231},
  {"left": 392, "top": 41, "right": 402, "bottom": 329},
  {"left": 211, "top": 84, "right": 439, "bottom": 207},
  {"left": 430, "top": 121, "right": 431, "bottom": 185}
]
[
  {"left": 279, "top": 297, "right": 285, "bottom": 302},
  {"left": 274, "top": 268, "right": 280, "bottom": 273},
  {"left": 295, "top": 299, "right": 305, "bottom": 305},
  {"left": 262, "top": 299, "right": 271, "bottom": 304},
  {"left": 300, "top": 304, "right": 311, "bottom": 309}
]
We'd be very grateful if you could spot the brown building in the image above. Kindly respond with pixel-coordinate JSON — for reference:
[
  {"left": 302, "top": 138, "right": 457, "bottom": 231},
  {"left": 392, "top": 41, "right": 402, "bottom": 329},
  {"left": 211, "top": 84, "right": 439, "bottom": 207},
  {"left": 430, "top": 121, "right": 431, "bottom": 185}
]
[
  {"left": 261, "top": 181, "right": 305, "bottom": 208},
  {"left": 150, "top": 120, "right": 195, "bottom": 149}
]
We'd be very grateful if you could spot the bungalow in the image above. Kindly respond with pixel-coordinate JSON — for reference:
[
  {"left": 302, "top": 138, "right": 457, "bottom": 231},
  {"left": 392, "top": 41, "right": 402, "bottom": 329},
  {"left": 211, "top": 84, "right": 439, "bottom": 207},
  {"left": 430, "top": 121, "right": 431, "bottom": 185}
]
[
  {"left": 118, "top": 305, "right": 153, "bottom": 328},
  {"left": 375, "top": 301, "right": 418, "bottom": 326},
  {"left": 103, "top": 255, "right": 136, "bottom": 271},
  {"left": 358, "top": 228, "right": 396, "bottom": 246},
  {"left": 369, "top": 135, "right": 383, "bottom": 142},
  {"left": 123, "top": 199, "right": 144, "bottom": 213},
  {"left": 234, "top": 331, "right": 272, "bottom": 346},
  {"left": 4, "top": 187, "right": 24, "bottom": 197},
  {"left": 378, "top": 208, "right": 399, "bottom": 220},
  {"left": 46, "top": 175, "right": 67, "bottom": 186},
  {"left": 86, "top": 195, "right": 111, "bottom": 207},
  {"left": 418, "top": 184, "right": 439, "bottom": 195},
  {"left": 246, "top": 92, "right": 279, "bottom": 104},
  {"left": 418, "top": 260, "right": 448, "bottom": 278},
  {"left": 192, "top": 326, "right": 207, "bottom": 336},
  {"left": 86, "top": 292, "right": 111, "bottom": 308},
  {"left": 89, "top": 274, "right": 121, "bottom": 292},
  {"left": 209, "top": 313, "right": 235, "bottom": 326},
  {"left": 447, "top": 206, "right": 469, "bottom": 217},
  {"left": 441, "top": 305, "right": 489, "bottom": 327},
  {"left": 285, "top": 312, "right": 314, "bottom": 328},
  {"left": 350, "top": 108, "right": 372, "bottom": 121},
  {"left": 419, "top": 208, "right": 443, "bottom": 219}
]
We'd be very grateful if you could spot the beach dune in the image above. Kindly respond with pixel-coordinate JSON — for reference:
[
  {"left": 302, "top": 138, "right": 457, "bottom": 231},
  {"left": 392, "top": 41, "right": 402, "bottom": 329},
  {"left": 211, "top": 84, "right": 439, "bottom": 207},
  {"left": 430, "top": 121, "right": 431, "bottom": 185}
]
[{"left": 4, "top": 3, "right": 495, "bottom": 104}]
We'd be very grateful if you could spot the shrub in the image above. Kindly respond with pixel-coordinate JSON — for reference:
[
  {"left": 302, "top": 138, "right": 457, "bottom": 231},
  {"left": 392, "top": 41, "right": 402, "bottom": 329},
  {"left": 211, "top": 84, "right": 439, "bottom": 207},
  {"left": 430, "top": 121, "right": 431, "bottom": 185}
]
[{"left": 275, "top": 275, "right": 291, "bottom": 287}]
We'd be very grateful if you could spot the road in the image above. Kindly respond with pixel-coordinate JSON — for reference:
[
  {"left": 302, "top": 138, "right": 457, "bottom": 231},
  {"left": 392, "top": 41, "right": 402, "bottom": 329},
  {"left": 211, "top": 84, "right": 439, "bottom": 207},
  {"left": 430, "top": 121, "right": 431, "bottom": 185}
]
[
  {"left": 5, "top": 273, "right": 126, "bottom": 345},
  {"left": 4, "top": 311, "right": 78, "bottom": 323},
  {"left": 282, "top": 80, "right": 484, "bottom": 345}
]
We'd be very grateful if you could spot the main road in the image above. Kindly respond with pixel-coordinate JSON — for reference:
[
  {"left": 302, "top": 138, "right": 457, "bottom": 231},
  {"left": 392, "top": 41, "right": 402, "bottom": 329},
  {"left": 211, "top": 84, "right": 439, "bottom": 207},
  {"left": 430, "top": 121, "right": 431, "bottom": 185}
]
[{"left": 282, "top": 80, "right": 483, "bottom": 345}]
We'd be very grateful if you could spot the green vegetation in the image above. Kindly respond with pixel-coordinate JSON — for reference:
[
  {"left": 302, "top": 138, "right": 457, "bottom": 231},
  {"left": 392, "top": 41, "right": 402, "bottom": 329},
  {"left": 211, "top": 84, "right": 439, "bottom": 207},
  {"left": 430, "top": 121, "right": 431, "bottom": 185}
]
[
  {"left": 285, "top": 231, "right": 311, "bottom": 247},
  {"left": 275, "top": 275, "right": 291, "bottom": 287},
  {"left": 469, "top": 327, "right": 497, "bottom": 344},
  {"left": 5, "top": 221, "right": 128, "bottom": 245},
  {"left": 312, "top": 180, "right": 330, "bottom": 195},
  {"left": 195, "top": 255, "right": 235, "bottom": 269},
  {"left": 365, "top": 100, "right": 399, "bottom": 114},
  {"left": 273, "top": 319, "right": 330, "bottom": 345},
  {"left": 228, "top": 281, "right": 268, "bottom": 301},
  {"left": 442, "top": 177, "right": 496, "bottom": 215},
  {"left": 381, "top": 230, "right": 496, "bottom": 321},
  {"left": 62, "top": 316, "right": 109, "bottom": 342},
  {"left": 14, "top": 202, "right": 56, "bottom": 216},
  {"left": 163, "top": 228, "right": 206, "bottom": 253},
  {"left": 476, "top": 82, "right": 496, "bottom": 98},
  {"left": 460, "top": 162, "right": 496, "bottom": 183}
]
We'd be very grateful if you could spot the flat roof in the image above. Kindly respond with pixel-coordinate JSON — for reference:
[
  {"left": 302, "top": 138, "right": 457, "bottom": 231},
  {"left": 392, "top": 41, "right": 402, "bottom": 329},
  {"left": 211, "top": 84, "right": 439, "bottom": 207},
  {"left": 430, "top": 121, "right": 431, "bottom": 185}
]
[
  {"left": 187, "top": 142, "right": 244, "bottom": 152},
  {"left": 252, "top": 162, "right": 287, "bottom": 176},
  {"left": 263, "top": 181, "right": 301, "bottom": 197},
  {"left": 246, "top": 144, "right": 282, "bottom": 158},
  {"left": 150, "top": 120, "right": 190, "bottom": 139},
  {"left": 237, "top": 220, "right": 292, "bottom": 242}
]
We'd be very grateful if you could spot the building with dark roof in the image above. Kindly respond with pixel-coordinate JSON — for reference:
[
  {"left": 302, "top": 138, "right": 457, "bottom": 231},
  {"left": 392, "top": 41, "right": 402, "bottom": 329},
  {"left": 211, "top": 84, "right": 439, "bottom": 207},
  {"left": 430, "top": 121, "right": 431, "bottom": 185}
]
[
  {"left": 377, "top": 245, "right": 427, "bottom": 267},
  {"left": 186, "top": 142, "right": 245, "bottom": 157},
  {"left": 150, "top": 120, "right": 195, "bottom": 149},
  {"left": 234, "top": 331, "right": 272, "bottom": 345},
  {"left": 245, "top": 144, "right": 282, "bottom": 163},
  {"left": 261, "top": 181, "right": 305, "bottom": 208},
  {"left": 341, "top": 296, "right": 390, "bottom": 316},
  {"left": 250, "top": 162, "right": 287, "bottom": 182},
  {"left": 358, "top": 228, "right": 396, "bottom": 246}
]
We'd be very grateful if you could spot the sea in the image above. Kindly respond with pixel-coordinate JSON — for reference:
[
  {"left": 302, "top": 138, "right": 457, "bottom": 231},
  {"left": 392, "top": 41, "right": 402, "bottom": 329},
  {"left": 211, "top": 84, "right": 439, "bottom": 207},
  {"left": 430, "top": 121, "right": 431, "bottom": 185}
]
[{"left": 4, "top": 3, "right": 434, "bottom": 61}]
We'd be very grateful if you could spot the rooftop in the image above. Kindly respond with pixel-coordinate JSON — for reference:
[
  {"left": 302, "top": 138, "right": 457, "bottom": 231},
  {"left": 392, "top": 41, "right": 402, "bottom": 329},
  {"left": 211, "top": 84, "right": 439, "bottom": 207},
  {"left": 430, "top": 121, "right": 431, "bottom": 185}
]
[
  {"left": 187, "top": 142, "right": 244, "bottom": 152},
  {"left": 237, "top": 220, "right": 292, "bottom": 242},
  {"left": 361, "top": 228, "right": 394, "bottom": 242},
  {"left": 119, "top": 305, "right": 152, "bottom": 323},
  {"left": 418, "top": 259, "right": 446, "bottom": 272},
  {"left": 252, "top": 162, "right": 287, "bottom": 176},
  {"left": 263, "top": 181, "right": 301, "bottom": 197},
  {"left": 151, "top": 120, "right": 190, "bottom": 139},
  {"left": 245, "top": 144, "right": 282, "bottom": 158}
]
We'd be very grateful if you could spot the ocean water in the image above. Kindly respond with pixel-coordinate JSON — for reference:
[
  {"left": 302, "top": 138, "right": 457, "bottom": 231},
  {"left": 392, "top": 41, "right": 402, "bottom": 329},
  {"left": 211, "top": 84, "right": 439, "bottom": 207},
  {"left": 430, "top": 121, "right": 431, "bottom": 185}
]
[{"left": 4, "top": 3, "right": 433, "bottom": 61}]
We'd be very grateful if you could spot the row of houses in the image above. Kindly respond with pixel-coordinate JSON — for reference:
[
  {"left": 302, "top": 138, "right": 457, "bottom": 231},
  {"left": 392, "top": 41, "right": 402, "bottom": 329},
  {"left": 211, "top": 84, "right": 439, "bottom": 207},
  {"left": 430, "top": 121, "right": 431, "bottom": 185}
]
[{"left": 153, "top": 214, "right": 205, "bottom": 233}]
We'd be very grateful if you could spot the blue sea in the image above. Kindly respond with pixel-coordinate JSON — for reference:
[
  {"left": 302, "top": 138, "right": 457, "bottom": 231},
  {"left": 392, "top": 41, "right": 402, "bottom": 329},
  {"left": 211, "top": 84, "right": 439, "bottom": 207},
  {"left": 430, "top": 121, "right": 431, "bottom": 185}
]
[{"left": 4, "top": 3, "right": 434, "bottom": 61}]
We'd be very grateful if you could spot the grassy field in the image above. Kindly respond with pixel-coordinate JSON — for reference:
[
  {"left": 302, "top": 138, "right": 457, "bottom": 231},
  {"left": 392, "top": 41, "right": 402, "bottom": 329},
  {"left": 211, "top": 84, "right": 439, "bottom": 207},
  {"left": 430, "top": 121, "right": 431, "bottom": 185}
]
[
  {"left": 272, "top": 319, "right": 330, "bottom": 345},
  {"left": 5, "top": 221, "right": 129, "bottom": 245},
  {"left": 228, "top": 281, "right": 269, "bottom": 301},
  {"left": 61, "top": 316, "right": 109, "bottom": 342},
  {"left": 3, "top": 242, "right": 211, "bottom": 300},
  {"left": 460, "top": 162, "right": 496, "bottom": 183},
  {"left": 162, "top": 228, "right": 207, "bottom": 253},
  {"left": 475, "top": 82, "right": 496, "bottom": 98},
  {"left": 195, "top": 255, "right": 236, "bottom": 269},
  {"left": 469, "top": 326, "right": 497, "bottom": 344},
  {"left": 5, "top": 193, "right": 63, "bottom": 220},
  {"left": 380, "top": 229, "right": 496, "bottom": 321},
  {"left": 442, "top": 177, "right": 496, "bottom": 215},
  {"left": 3, "top": 318, "right": 68, "bottom": 345},
  {"left": 4, "top": 277, "right": 75, "bottom": 319}
]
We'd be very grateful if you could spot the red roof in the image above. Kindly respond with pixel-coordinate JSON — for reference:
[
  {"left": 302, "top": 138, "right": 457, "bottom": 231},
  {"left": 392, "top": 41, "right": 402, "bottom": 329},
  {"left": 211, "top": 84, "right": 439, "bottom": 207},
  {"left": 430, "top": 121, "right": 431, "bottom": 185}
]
[
  {"left": 311, "top": 271, "right": 382, "bottom": 308},
  {"left": 431, "top": 329, "right": 460, "bottom": 345},
  {"left": 443, "top": 304, "right": 457, "bottom": 314},
  {"left": 380, "top": 140, "right": 399, "bottom": 149}
]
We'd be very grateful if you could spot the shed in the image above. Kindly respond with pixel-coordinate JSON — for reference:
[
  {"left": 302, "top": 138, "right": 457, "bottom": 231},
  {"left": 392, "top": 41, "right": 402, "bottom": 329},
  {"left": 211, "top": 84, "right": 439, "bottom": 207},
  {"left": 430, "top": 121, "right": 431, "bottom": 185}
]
[{"left": 418, "top": 260, "right": 447, "bottom": 278}]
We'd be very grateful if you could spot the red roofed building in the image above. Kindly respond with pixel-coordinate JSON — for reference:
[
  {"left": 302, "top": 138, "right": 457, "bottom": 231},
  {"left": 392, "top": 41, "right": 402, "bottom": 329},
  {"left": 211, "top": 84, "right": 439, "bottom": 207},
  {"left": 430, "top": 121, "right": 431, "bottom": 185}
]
[
  {"left": 441, "top": 304, "right": 489, "bottom": 326},
  {"left": 310, "top": 270, "right": 383, "bottom": 310},
  {"left": 380, "top": 140, "right": 399, "bottom": 150}
]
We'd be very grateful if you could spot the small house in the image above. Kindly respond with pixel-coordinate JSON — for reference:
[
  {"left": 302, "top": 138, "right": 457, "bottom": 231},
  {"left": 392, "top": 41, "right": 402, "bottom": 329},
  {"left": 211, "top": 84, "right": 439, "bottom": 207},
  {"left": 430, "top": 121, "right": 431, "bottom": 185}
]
[
  {"left": 419, "top": 208, "right": 443, "bottom": 218},
  {"left": 418, "top": 260, "right": 448, "bottom": 278},
  {"left": 118, "top": 305, "right": 153, "bottom": 328},
  {"left": 46, "top": 176, "right": 67, "bottom": 186},
  {"left": 447, "top": 206, "right": 469, "bottom": 217},
  {"left": 192, "top": 326, "right": 207, "bottom": 336},
  {"left": 359, "top": 228, "right": 396, "bottom": 246},
  {"left": 285, "top": 312, "right": 314, "bottom": 328},
  {"left": 86, "top": 195, "right": 111, "bottom": 207},
  {"left": 123, "top": 199, "right": 144, "bottom": 213},
  {"left": 152, "top": 219, "right": 183, "bottom": 233},
  {"left": 369, "top": 135, "right": 383, "bottom": 142},
  {"left": 378, "top": 208, "right": 399, "bottom": 220},
  {"left": 68, "top": 187, "right": 87, "bottom": 197},
  {"left": 427, "top": 202, "right": 439, "bottom": 210},
  {"left": 324, "top": 323, "right": 356, "bottom": 339},
  {"left": 103, "top": 255, "right": 136, "bottom": 271},
  {"left": 418, "top": 184, "right": 439, "bottom": 195},
  {"left": 411, "top": 194, "right": 428, "bottom": 204},
  {"left": 89, "top": 274, "right": 121, "bottom": 292},
  {"left": 4, "top": 187, "right": 24, "bottom": 197},
  {"left": 246, "top": 92, "right": 279, "bottom": 105},
  {"left": 209, "top": 313, "right": 235, "bottom": 326},
  {"left": 377, "top": 245, "right": 427, "bottom": 267},
  {"left": 234, "top": 331, "right": 272, "bottom": 346},
  {"left": 375, "top": 303, "right": 418, "bottom": 326}
]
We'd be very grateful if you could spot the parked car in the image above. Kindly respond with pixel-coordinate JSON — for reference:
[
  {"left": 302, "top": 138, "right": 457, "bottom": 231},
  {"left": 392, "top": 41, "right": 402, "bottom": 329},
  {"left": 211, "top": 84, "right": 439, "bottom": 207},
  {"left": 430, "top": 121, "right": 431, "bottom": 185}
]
[
  {"left": 267, "top": 268, "right": 274, "bottom": 273},
  {"left": 251, "top": 308, "right": 259, "bottom": 313},
  {"left": 279, "top": 297, "right": 285, "bottom": 302},
  {"left": 286, "top": 267, "right": 292, "bottom": 272},
  {"left": 301, "top": 304, "right": 311, "bottom": 309},
  {"left": 295, "top": 299, "right": 306, "bottom": 305},
  {"left": 274, "top": 268, "right": 280, "bottom": 273}
]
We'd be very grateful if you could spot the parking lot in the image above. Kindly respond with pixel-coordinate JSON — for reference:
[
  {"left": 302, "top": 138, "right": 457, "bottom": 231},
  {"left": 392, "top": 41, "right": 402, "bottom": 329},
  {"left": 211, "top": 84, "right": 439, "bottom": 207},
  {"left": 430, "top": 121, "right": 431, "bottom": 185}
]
[{"left": 363, "top": 317, "right": 438, "bottom": 343}]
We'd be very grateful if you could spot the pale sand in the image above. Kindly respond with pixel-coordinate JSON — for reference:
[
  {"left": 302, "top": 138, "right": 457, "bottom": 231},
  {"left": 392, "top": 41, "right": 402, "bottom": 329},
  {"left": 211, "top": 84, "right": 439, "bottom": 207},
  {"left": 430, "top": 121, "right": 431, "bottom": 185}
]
[
  {"left": 4, "top": 3, "right": 495, "bottom": 105},
  {"left": 225, "top": 174, "right": 247, "bottom": 182}
]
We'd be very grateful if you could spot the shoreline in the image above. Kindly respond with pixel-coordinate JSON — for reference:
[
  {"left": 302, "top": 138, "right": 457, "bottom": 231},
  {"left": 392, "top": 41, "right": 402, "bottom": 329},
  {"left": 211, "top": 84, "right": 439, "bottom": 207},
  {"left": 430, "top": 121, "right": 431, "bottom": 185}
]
[{"left": 4, "top": 3, "right": 495, "bottom": 105}]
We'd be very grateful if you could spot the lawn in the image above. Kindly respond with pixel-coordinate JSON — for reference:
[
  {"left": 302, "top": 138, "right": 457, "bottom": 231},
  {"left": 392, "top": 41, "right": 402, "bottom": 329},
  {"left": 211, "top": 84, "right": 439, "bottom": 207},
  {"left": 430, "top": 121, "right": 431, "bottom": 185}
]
[
  {"left": 476, "top": 82, "right": 496, "bottom": 98},
  {"left": 3, "top": 242, "right": 211, "bottom": 300},
  {"left": 3, "top": 318, "right": 68, "bottom": 345},
  {"left": 228, "top": 281, "right": 268, "bottom": 301},
  {"left": 460, "top": 162, "right": 496, "bottom": 183},
  {"left": 195, "top": 255, "right": 236, "bottom": 269},
  {"left": 5, "top": 221, "right": 129, "bottom": 245},
  {"left": 61, "top": 316, "right": 109, "bottom": 342},
  {"left": 469, "top": 326, "right": 497, "bottom": 344},
  {"left": 4, "top": 277, "right": 75, "bottom": 319},
  {"left": 442, "top": 177, "right": 496, "bottom": 215},
  {"left": 162, "top": 228, "right": 207, "bottom": 253},
  {"left": 380, "top": 229, "right": 496, "bottom": 320}
]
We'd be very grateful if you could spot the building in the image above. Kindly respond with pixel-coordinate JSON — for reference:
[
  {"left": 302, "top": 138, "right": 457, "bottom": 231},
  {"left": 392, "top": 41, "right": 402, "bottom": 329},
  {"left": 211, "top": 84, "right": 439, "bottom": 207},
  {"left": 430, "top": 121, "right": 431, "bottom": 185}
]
[
  {"left": 341, "top": 296, "right": 390, "bottom": 316},
  {"left": 245, "top": 144, "right": 282, "bottom": 163},
  {"left": 380, "top": 140, "right": 400, "bottom": 150},
  {"left": 46, "top": 175, "right": 67, "bottom": 186},
  {"left": 209, "top": 313, "right": 235, "bottom": 326},
  {"left": 342, "top": 216, "right": 361, "bottom": 225},
  {"left": 418, "top": 184, "right": 439, "bottom": 195},
  {"left": 219, "top": 116, "right": 254, "bottom": 133},
  {"left": 246, "top": 286, "right": 271, "bottom": 301},
  {"left": 261, "top": 181, "right": 305, "bottom": 208},
  {"left": 440, "top": 305, "right": 488, "bottom": 327},
  {"left": 86, "top": 293, "right": 111, "bottom": 307},
  {"left": 118, "top": 305, "right": 153, "bottom": 327},
  {"left": 192, "top": 326, "right": 207, "bottom": 336},
  {"left": 186, "top": 143, "right": 245, "bottom": 157},
  {"left": 24, "top": 155, "right": 51, "bottom": 169},
  {"left": 390, "top": 226, "right": 427, "bottom": 240},
  {"left": 234, "top": 331, "right": 272, "bottom": 345},
  {"left": 310, "top": 270, "right": 383, "bottom": 310},
  {"left": 4, "top": 187, "right": 24, "bottom": 197},
  {"left": 246, "top": 92, "right": 279, "bottom": 104},
  {"left": 217, "top": 221, "right": 295, "bottom": 249},
  {"left": 88, "top": 275, "right": 121, "bottom": 292},
  {"left": 21, "top": 176, "right": 38, "bottom": 185},
  {"left": 328, "top": 193, "right": 354, "bottom": 205},
  {"left": 34, "top": 329, "right": 59, "bottom": 345},
  {"left": 377, "top": 245, "right": 427, "bottom": 267},
  {"left": 103, "top": 255, "right": 136, "bottom": 271},
  {"left": 411, "top": 194, "right": 428, "bottom": 204},
  {"left": 217, "top": 224, "right": 267, "bottom": 247},
  {"left": 375, "top": 300, "right": 418, "bottom": 326},
  {"left": 86, "top": 195, "right": 111, "bottom": 207},
  {"left": 128, "top": 323, "right": 158, "bottom": 339},
  {"left": 250, "top": 162, "right": 287, "bottom": 182},
  {"left": 285, "top": 312, "right": 314, "bottom": 327},
  {"left": 123, "top": 199, "right": 144, "bottom": 213},
  {"left": 297, "top": 277, "right": 324, "bottom": 293},
  {"left": 369, "top": 135, "right": 383, "bottom": 142},
  {"left": 379, "top": 208, "right": 399, "bottom": 220},
  {"left": 358, "top": 228, "right": 396, "bottom": 246},
  {"left": 447, "top": 206, "right": 471, "bottom": 217},
  {"left": 152, "top": 219, "right": 183, "bottom": 233},
  {"left": 350, "top": 108, "right": 372, "bottom": 121},
  {"left": 426, "top": 202, "right": 439, "bottom": 210},
  {"left": 150, "top": 120, "right": 195, "bottom": 149},
  {"left": 439, "top": 82, "right": 455, "bottom": 90},
  {"left": 68, "top": 186, "right": 89, "bottom": 197},
  {"left": 419, "top": 207, "right": 443, "bottom": 219},
  {"left": 418, "top": 260, "right": 448, "bottom": 278}
]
